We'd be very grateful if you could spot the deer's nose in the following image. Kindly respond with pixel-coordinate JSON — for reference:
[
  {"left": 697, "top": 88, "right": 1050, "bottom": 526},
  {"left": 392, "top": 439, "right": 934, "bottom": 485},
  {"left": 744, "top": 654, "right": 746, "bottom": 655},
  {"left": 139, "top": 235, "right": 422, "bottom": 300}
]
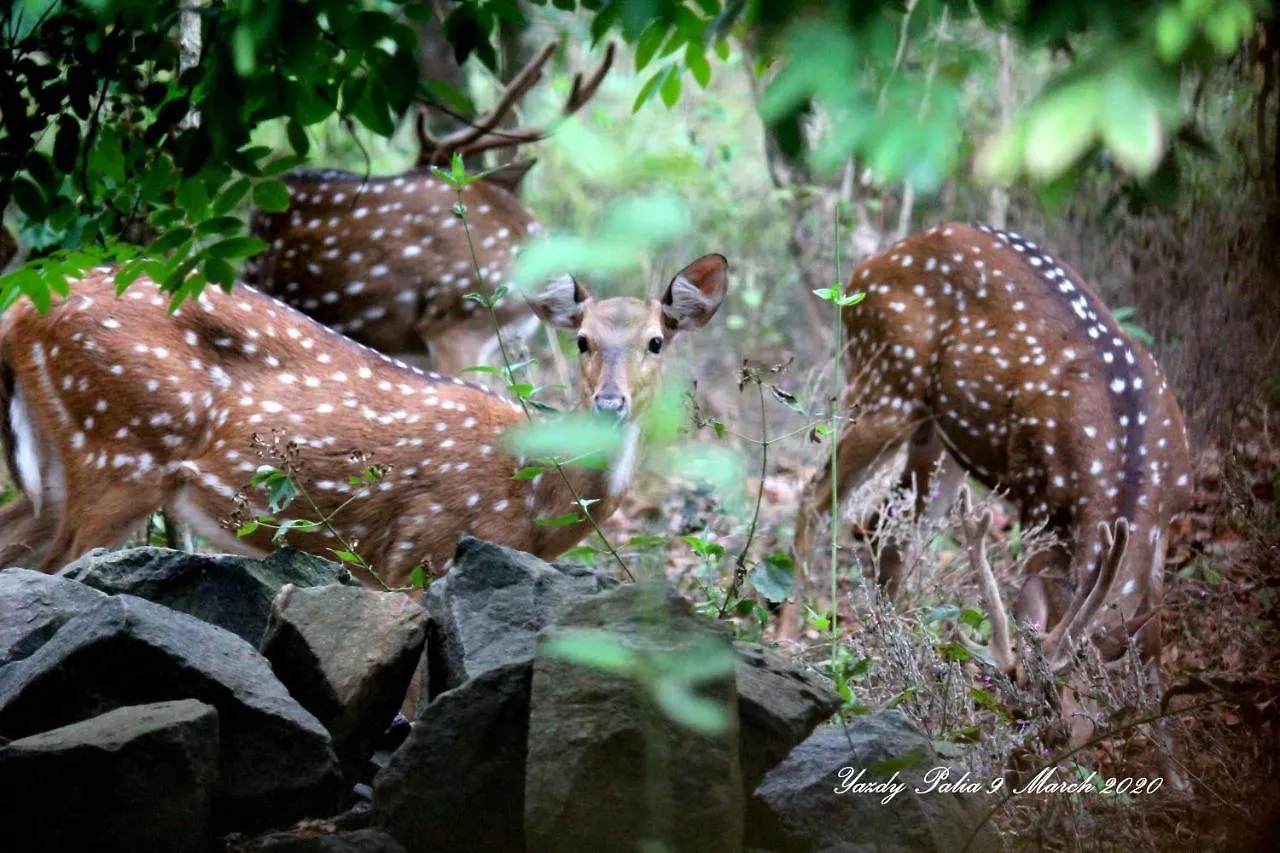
[{"left": 592, "top": 393, "right": 629, "bottom": 419}]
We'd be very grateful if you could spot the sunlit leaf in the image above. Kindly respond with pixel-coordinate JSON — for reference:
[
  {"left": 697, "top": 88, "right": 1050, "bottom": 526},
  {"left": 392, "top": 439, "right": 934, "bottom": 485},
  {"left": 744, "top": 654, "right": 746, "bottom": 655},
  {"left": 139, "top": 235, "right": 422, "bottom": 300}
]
[{"left": 1024, "top": 81, "right": 1102, "bottom": 181}]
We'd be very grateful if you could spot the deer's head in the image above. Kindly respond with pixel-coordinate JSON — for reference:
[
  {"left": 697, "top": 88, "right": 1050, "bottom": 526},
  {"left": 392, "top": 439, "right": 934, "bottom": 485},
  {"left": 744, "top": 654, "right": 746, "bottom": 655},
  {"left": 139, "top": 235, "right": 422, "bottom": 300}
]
[{"left": 530, "top": 254, "right": 728, "bottom": 420}]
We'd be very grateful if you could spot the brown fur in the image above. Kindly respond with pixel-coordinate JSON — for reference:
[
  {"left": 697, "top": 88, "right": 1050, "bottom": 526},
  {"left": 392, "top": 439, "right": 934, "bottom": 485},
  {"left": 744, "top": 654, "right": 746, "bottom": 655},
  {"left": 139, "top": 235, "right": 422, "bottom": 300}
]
[
  {"left": 790, "top": 222, "right": 1193, "bottom": 667},
  {"left": 0, "top": 256, "right": 727, "bottom": 584},
  {"left": 245, "top": 171, "right": 539, "bottom": 374}
]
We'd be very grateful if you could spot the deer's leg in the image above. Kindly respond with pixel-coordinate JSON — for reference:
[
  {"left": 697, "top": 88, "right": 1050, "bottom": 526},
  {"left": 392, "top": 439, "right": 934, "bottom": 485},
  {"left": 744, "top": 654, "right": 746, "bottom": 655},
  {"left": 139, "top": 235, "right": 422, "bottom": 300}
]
[
  {"left": 875, "top": 421, "right": 968, "bottom": 601},
  {"left": 35, "top": 486, "right": 168, "bottom": 572},
  {"left": 0, "top": 494, "right": 57, "bottom": 569},
  {"left": 783, "top": 411, "right": 918, "bottom": 638}
]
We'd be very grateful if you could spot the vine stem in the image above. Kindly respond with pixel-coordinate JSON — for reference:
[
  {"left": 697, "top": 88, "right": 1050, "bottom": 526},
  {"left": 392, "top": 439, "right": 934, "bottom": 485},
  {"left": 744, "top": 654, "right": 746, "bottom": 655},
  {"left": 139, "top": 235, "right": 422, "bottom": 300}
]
[
  {"left": 829, "top": 210, "right": 844, "bottom": 671},
  {"left": 719, "top": 377, "right": 768, "bottom": 618},
  {"left": 446, "top": 171, "right": 633, "bottom": 582}
]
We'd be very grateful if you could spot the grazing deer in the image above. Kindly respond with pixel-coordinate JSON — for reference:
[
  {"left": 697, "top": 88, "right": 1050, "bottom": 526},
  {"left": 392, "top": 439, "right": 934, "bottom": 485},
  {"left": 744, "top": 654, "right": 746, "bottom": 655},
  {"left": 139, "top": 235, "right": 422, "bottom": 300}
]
[
  {"left": 0, "top": 253, "right": 727, "bottom": 583},
  {"left": 789, "top": 222, "right": 1192, "bottom": 761},
  {"left": 243, "top": 41, "right": 614, "bottom": 376}
]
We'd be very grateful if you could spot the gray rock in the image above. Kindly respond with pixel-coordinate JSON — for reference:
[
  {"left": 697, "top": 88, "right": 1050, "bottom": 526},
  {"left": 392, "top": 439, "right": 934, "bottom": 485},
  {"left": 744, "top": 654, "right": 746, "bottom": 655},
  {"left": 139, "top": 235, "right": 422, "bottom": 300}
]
[
  {"left": 262, "top": 583, "right": 427, "bottom": 779},
  {"left": 735, "top": 642, "right": 841, "bottom": 796},
  {"left": 0, "top": 568, "right": 107, "bottom": 666},
  {"left": 375, "top": 660, "right": 532, "bottom": 852},
  {"left": 422, "top": 535, "right": 617, "bottom": 701},
  {"left": 59, "top": 546, "right": 352, "bottom": 645},
  {"left": 0, "top": 699, "right": 219, "bottom": 853},
  {"left": 524, "top": 582, "right": 743, "bottom": 853},
  {"left": 248, "top": 828, "right": 406, "bottom": 852},
  {"left": 0, "top": 594, "right": 343, "bottom": 832},
  {"left": 747, "top": 711, "right": 995, "bottom": 852}
]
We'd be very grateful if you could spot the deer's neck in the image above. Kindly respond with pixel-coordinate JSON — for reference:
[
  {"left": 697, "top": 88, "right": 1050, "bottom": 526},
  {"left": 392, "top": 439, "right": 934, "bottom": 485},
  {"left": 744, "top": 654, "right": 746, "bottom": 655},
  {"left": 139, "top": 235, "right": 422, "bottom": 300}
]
[{"left": 532, "top": 422, "right": 643, "bottom": 560}]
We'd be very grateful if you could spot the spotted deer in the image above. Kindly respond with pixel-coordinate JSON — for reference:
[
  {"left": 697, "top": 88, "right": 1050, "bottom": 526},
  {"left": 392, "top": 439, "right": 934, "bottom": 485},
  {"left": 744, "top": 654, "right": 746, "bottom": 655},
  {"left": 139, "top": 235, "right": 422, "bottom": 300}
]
[
  {"left": 244, "top": 41, "right": 614, "bottom": 376},
  {"left": 789, "top": 222, "right": 1192, "bottom": 748},
  {"left": 0, "top": 254, "right": 727, "bottom": 582}
]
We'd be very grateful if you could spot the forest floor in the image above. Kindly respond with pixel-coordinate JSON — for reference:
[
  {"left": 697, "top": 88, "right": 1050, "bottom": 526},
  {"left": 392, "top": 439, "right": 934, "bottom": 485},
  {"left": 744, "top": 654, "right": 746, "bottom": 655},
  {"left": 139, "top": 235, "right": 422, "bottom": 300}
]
[{"left": 597, "top": 396, "right": 1280, "bottom": 852}]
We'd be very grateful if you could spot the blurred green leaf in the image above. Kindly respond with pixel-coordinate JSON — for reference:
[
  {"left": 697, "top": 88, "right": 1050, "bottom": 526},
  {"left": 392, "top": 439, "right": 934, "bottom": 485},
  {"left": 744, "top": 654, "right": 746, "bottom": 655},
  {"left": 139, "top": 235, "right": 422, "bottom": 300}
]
[
  {"left": 653, "top": 678, "right": 730, "bottom": 736},
  {"left": 542, "top": 630, "right": 638, "bottom": 674}
]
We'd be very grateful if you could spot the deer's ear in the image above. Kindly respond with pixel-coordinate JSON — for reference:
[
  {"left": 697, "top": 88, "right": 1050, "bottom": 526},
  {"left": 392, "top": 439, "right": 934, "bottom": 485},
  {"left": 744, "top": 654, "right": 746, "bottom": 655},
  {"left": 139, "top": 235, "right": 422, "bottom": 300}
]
[
  {"left": 529, "top": 274, "right": 590, "bottom": 329},
  {"left": 661, "top": 254, "right": 728, "bottom": 332},
  {"left": 484, "top": 159, "right": 538, "bottom": 195}
]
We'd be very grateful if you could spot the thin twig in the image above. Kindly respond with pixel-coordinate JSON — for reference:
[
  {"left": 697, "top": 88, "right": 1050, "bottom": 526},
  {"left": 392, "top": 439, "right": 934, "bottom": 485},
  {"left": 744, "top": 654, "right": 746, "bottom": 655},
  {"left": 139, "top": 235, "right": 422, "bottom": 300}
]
[
  {"left": 719, "top": 378, "right": 769, "bottom": 617},
  {"left": 448, "top": 174, "right": 633, "bottom": 581}
]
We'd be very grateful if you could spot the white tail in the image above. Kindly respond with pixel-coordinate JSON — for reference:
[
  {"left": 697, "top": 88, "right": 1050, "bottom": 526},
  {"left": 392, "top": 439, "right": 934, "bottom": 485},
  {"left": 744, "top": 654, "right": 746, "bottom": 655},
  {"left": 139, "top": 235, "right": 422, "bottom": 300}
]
[
  {"left": 790, "top": 221, "right": 1193, "bottom": 673},
  {"left": 0, "top": 252, "right": 727, "bottom": 584},
  {"left": 243, "top": 41, "right": 615, "bottom": 375}
]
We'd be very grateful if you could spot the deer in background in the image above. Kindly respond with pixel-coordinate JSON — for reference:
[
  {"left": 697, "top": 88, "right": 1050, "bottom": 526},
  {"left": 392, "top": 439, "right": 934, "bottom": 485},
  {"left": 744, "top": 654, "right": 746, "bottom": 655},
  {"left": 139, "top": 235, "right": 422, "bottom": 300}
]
[
  {"left": 788, "top": 222, "right": 1192, "bottom": 767},
  {"left": 0, "top": 253, "right": 726, "bottom": 583},
  {"left": 244, "top": 40, "right": 615, "bottom": 376}
]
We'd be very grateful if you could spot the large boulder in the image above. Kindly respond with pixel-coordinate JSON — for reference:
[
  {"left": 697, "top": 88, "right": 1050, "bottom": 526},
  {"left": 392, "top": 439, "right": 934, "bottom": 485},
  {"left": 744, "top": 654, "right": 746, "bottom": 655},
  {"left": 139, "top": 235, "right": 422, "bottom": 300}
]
[
  {"left": 524, "top": 582, "right": 743, "bottom": 853},
  {"left": 747, "top": 711, "right": 996, "bottom": 852},
  {"left": 734, "top": 642, "right": 841, "bottom": 796},
  {"left": 0, "top": 594, "right": 343, "bottom": 832},
  {"left": 261, "top": 583, "right": 428, "bottom": 779},
  {"left": 374, "top": 661, "right": 532, "bottom": 852},
  {"left": 59, "top": 547, "right": 352, "bottom": 645},
  {"left": 422, "top": 535, "right": 617, "bottom": 701},
  {"left": 0, "top": 700, "right": 220, "bottom": 853},
  {"left": 0, "top": 568, "right": 107, "bottom": 666}
]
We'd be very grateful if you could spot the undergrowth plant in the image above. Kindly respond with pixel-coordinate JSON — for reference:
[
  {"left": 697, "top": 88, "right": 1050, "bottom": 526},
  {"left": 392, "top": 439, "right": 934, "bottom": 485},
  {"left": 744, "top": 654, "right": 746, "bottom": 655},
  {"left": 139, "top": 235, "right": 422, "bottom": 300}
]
[{"left": 230, "top": 431, "right": 407, "bottom": 590}]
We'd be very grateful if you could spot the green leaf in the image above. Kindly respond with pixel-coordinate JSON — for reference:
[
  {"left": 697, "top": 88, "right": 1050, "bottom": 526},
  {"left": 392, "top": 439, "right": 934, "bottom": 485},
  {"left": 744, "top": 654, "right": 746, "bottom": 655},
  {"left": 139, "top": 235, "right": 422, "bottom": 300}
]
[
  {"left": 176, "top": 177, "right": 211, "bottom": 218},
  {"left": 1154, "top": 7, "right": 1192, "bottom": 61},
  {"left": 213, "top": 177, "right": 252, "bottom": 216},
  {"left": 286, "top": 118, "right": 311, "bottom": 157},
  {"left": 410, "top": 565, "right": 426, "bottom": 588},
  {"left": 236, "top": 520, "right": 260, "bottom": 538},
  {"left": 559, "top": 545, "right": 601, "bottom": 561},
  {"left": 541, "top": 630, "right": 637, "bottom": 674},
  {"left": 52, "top": 115, "right": 81, "bottom": 174},
  {"left": 653, "top": 677, "right": 729, "bottom": 735},
  {"left": 635, "top": 22, "right": 666, "bottom": 71},
  {"left": 686, "top": 46, "right": 711, "bottom": 89},
  {"left": 659, "top": 67, "right": 683, "bottom": 108},
  {"left": 11, "top": 176, "right": 46, "bottom": 221},
  {"left": 253, "top": 179, "right": 291, "bottom": 212},
  {"left": 512, "top": 466, "right": 543, "bottom": 481},
  {"left": 232, "top": 22, "right": 257, "bottom": 75},
  {"left": 769, "top": 385, "right": 805, "bottom": 415},
  {"left": 1023, "top": 81, "right": 1102, "bottom": 181},
  {"left": 203, "top": 256, "right": 238, "bottom": 287},
  {"left": 505, "top": 413, "right": 622, "bottom": 465},
  {"left": 260, "top": 155, "right": 307, "bottom": 178},
  {"left": 150, "top": 227, "right": 194, "bottom": 255},
  {"left": 207, "top": 236, "right": 267, "bottom": 260},
  {"left": 748, "top": 552, "right": 795, "bottom": 603},
  {"left": 1100, "top": 74, "right": 1164, "bottom": 178},
  {"left": 195, "top": 216, "right": 245, "bottom": 238},
  {"left": 633, "top": 67, "right": 667, "bottom": 112},
  {"left": 534, "top": 512, "right": 584, "bottom": 528}
]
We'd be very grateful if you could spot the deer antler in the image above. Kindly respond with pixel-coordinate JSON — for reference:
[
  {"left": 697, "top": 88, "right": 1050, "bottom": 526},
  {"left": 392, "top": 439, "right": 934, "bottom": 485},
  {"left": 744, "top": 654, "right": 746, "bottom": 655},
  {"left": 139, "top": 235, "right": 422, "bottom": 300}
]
[
  {"left": 958, "top": 486, "right": 1018, "bottom": 673},
  {"left": 416, "top": 41, "right": 616, "bottom": 167},
  {"left": 1041, "top": 518, "right": 1129, "bottom": 672}
]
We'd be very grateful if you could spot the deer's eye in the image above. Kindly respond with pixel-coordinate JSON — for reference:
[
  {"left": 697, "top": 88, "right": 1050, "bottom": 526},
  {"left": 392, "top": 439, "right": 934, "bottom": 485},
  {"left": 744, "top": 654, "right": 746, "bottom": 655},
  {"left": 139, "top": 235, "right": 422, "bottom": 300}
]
[
  {"left": 648, "top": 336, "right": 664, "bottom": 354},
  {"left": 576, "top": 335, "right": 590, "bottom": 354}
]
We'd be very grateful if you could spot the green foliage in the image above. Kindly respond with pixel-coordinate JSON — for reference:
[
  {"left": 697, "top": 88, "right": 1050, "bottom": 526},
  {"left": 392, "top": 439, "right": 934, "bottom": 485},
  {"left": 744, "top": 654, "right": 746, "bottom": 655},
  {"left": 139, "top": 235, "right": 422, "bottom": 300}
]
[
  {"left": 1, "top": 0, "right": 422, "bottom": 307},
  {"left": 542, "top": 627, "right": 738, "bottom": 736},
  {"left": 5, "top": 0, "right": 1262, "bottom": 315}
]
